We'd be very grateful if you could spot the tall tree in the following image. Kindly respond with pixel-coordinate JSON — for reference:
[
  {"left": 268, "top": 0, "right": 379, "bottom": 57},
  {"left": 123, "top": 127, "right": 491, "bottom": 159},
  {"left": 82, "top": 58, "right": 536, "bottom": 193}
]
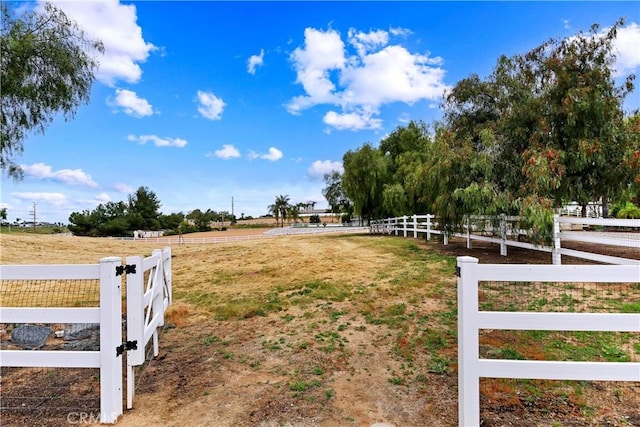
[
  {"left": 342, "top": 144, "right": 387, "bottom": 224},
  {"left": 128, "top": 186, "right": 162, "bottom": 230},
  {"left": 1, "top": 2, "right": 103, "bottom": 179},
  {"left": 440, "top": 18, "right": 637, "bottom": 232},
  {"left": 322, "top": 171, "right": 352, "bottom": 216}
]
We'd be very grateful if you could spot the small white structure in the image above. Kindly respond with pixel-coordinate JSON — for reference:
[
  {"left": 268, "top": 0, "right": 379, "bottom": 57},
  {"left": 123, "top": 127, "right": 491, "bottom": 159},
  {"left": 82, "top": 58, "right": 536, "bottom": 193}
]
[{"left": 135, "top": 230, "right": 164, "bottom": 239}]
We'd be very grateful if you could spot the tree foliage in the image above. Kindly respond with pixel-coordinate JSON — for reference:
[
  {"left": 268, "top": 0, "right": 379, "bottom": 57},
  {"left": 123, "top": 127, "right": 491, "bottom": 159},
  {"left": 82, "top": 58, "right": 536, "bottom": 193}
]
[
  {"left": 322, "top": 171, "right": 353, "bottom": 217},
  {"left": 68, "top": 187, "right": 166, "bottom": 237},
  {"left": 1, "top": 2, "right": 103, "bottom": 179},
  {"left": 326, "top": 20, "right": 638, "bottom": 241}
]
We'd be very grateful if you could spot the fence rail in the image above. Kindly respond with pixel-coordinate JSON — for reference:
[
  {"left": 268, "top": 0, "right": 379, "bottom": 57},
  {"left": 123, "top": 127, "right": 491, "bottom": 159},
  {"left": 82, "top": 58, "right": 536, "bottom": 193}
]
[
  {"left": 371, "top": 214, "right": 639, "bottom": 265},
  {"left": 456, "top": 256, "right": 640, "bottom": 426}
]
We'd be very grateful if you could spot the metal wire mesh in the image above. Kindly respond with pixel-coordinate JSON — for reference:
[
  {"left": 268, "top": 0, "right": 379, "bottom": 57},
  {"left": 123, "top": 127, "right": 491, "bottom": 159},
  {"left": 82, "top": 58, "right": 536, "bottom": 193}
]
[
  {"left": 0, "top": 279, "right": 100, "bottom": 308},
  {"left": 0, "top": 367, "right": 101, "bottom": 426},
  {"left": 478, "top": 280, "right": 640, "bottom": 424}
]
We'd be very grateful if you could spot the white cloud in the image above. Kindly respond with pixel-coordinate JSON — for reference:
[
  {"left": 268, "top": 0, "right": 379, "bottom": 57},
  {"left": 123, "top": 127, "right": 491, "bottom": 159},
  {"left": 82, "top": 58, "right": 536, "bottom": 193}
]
[
  {"left": 348, "top": 28, "right": 389, "bottom": 56},
  {"left": 248, "top": 49, "right": 265, "bottom": 74},
  {"left": 128, "top": 134, "right": 187, "bottom": 147},
  {"left": 50, "top": 0, "right": 156, "bottom": 86},
  {"left": 248, "top": 147, "right": 283, "bottom": 161},
  {"left": 323, "top": 110, "right": 383, "bottom": 131},
  {"left": 95, "top": 192, "right": 111, "bottom": 203},
  {"left": 389, "top": 26, "right": 413, "bottom": 37},
  {"left": 287, "top": 26, "right": 450, "bottom": 130},
  {"left": 208, "top": 144, "right": 241, "bottom": 159},
  {"left": 562, "top": 19, "right": 571, "bottom": 30},
  {"left": 287, "top": 28, "right": 346, "bottom": 114},
  {"left": 110, "top": 89, "right": 154, "bottom": 117},
  {"left": 196, "top": 90, "right": 226, "bottom": 120},
  {"left": 12, "top": 192, "right": 67, "bottom": 206},
  {"left": 114, "top": 183, "right": 133, "bottom": 193},
  {"left": 21, "top": 163, "right": 99, "bottom": 188},
  {"left": 611, "top": 22, "right": 640, "bottom": 77},
  {"left": 308, "top": 160, "right": 343, "bottom": 179}
]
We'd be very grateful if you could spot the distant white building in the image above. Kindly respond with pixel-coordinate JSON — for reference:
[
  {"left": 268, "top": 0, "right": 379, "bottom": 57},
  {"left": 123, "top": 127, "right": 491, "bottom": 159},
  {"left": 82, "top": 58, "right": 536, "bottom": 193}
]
[{"left": 135, "top": 230, "right": 164, "bottom": 239}]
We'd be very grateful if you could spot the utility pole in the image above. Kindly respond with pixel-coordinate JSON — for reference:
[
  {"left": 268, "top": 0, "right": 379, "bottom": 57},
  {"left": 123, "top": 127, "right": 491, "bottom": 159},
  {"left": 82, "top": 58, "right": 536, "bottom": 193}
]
[
  {"left": 29, "top": 202, "right": 36, "bottom": 232},
  {"left": 231, "top": 196, "right": 235, "bottom": 222}
]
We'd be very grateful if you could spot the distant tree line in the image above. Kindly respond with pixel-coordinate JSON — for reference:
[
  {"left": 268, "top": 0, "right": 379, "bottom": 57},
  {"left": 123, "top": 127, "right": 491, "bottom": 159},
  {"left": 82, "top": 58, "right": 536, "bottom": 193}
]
[
  {"left": 323, "top": 20, "right": 640, "bottom": 237},
  {"left": 68, "top": 186, "right": 235, "bottom": 237}
]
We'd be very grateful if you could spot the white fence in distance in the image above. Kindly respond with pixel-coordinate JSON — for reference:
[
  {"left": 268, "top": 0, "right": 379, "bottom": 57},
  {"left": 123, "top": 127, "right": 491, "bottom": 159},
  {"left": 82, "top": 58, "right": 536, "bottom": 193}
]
[
  {"left": 0, "top": 247, "right": 172, "bottom": 424},
  {"left": 456, "top": 256, "right": 640, "bottom": 426},
  {"left": 370, "top": 214, "right": 639, "bottom": 265},
  {"left": 0, "top": 258, "right": 124, "bottom": 424}
]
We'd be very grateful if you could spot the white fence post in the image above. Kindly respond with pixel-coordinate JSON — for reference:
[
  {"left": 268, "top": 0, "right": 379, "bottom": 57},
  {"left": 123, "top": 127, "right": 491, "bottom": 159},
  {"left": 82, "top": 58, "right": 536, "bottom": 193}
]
[
  {"left": 499, "top": 214, "right": 507, "bottom": 256},
  {"left": 413, "top": 215, "right": 417, "bottom": 239},
  {"left": 403, "top": 215, "right": 407, "bottom": 238},
  {"left": 466, "top": 216, "right": 472, "bottom": 249},
  {"left": 457, "top": 256, "right": 480, "bottom": 427},
  {"left": 99, "top": 256, "right": 123, "bottom": 424},
  {"left": 426, "top": 215, "right": 432, "bottom": 241},
  {"left": 552, "top": 214, "right": 561, "bottom": 265}
]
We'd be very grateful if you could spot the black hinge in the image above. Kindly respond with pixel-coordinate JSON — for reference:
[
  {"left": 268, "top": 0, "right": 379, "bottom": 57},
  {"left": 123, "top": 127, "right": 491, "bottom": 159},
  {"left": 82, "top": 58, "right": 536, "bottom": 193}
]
[
  {"left": 116, "top": 340, "right": 138, "bottom": 357},
  {"left": 115, "top": 264, "right": 137, "bottom": 276},
  {"left": 455, "top": 266, "right": 461, "bottom": 277}
]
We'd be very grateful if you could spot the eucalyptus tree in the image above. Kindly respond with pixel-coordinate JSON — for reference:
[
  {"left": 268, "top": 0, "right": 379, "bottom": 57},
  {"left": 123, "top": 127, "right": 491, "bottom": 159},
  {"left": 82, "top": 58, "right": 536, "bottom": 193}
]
[
  {"left": 438, "top": 19, "right": 637, "bottom": 239},
  {"left": 1, "top": 2, "right": 103, "bottom": 179}
]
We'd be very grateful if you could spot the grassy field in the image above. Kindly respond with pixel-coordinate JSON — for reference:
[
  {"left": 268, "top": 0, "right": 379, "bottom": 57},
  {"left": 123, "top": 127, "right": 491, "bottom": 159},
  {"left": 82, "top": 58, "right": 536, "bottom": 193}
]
[{"left": 1, "top": 232, "right": 638, "bottom": 426}]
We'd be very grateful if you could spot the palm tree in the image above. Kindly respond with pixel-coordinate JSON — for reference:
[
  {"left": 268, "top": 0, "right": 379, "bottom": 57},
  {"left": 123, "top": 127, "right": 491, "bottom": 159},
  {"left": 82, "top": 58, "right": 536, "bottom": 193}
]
[{"left": 273, "top": 194, "right": 290, "bottom": 227}]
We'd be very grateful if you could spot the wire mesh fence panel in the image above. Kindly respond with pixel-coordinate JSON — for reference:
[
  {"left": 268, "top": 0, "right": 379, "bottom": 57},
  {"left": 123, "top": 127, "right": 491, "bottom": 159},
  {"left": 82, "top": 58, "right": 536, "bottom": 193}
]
[
  {"left": 0, "top": 279, "right": 100, "bottom": 307},
  {"left": 478, "top": 280, "right": 640, "bottom": 425},
  {"left": 1, "top": 276, "right": 124, "bottom": 424},
  {"left": 0, "top": 366, "right": 101, "bottom": 426}
]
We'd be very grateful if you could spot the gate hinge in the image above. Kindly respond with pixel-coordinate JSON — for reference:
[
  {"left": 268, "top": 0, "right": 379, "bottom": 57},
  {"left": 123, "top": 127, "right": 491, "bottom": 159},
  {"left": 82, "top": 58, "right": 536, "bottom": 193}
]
[
  {"left": 455, "top": 266, "right": 461, "bottom": 277},
  {"left": 116, "top": 340, "right": 138, "bottom": 357},
  {"left": 115, "top": 264, "right": 137, "bottom": 276}
]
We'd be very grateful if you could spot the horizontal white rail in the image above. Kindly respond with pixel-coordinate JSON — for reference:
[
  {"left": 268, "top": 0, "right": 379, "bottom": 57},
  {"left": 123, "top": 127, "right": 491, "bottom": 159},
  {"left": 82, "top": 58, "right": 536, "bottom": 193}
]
[
  {"left": 557, "top": 217, "right": 640, "bottom": 227},
  {"left": 478, "top": 312, "right": 640, "bottom": 332},
  {"left": 0, "top": 264, "right": 99, "bottom": 280},
  {"left": 478, "top": 360, "right": 640, "bottom": 381},
  {"left": 0, "top": 307, "right": 99, "bottom": 324},
  {"left": 1, "top": 350, "right": 100, "bottom": 368},
  {"left": 476, "top": 264, "right": 639, "bottom": 282}
]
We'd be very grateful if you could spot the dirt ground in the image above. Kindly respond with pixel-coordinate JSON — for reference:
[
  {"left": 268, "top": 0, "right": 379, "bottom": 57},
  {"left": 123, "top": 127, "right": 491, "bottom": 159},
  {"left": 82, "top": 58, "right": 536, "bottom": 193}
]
[{"left": 1, "top": 231, "right": 638, "bottom": 427}]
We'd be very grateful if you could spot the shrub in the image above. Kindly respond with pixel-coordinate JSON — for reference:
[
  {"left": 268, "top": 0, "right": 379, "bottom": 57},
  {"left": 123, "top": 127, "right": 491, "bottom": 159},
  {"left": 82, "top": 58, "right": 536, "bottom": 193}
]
[{"left": 309, "top": 215, "right": 321, "bottom": 224}]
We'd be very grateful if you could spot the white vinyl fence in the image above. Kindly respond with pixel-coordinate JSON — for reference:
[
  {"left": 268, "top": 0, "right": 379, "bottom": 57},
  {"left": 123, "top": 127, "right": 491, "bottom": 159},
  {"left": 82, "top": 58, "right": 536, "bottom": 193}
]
[
  {"left": 371, "top": 214, "right": 639, "bottom": 265},
  {"left": 0, "top": 258, "right": 124, "bottom": 423},
  {"left": 0, "top": 247, "right": 172, "bottom": 424},
  {"left": 456, "top": 256, "right": 640, "bottom": 426}
]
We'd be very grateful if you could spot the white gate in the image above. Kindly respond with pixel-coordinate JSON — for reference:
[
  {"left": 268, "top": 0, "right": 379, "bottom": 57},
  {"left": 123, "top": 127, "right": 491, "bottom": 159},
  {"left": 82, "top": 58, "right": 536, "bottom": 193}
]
[
  {"left": 125, "top": 247, "right": 172, "bottom": 409},
  {"left": 0, "top": 247, "right": 172, "bottom": 423}
]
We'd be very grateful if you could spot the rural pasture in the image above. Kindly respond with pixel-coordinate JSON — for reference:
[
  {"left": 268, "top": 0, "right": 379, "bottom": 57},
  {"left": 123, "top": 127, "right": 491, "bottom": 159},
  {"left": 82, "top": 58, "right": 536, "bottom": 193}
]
[{"left": 1, "top": 230, "right": 638, "bottom": 426}]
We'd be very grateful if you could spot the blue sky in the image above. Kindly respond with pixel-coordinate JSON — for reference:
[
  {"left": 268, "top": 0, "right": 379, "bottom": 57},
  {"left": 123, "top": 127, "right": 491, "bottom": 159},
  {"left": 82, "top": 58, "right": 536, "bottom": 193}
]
[{"left": 2, "top": 1, "right": 639, "bottom": 224}]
